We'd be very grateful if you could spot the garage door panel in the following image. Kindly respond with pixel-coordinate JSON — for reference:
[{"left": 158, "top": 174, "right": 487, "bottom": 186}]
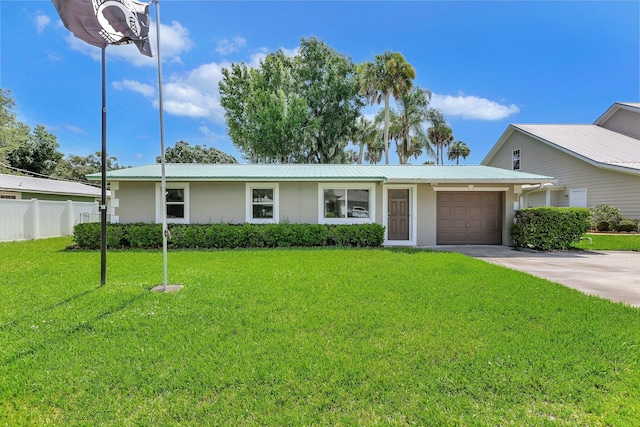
[
  {"left": 437, "top": 192, "right": 503, "bottom": 245},
  {"left": 468, "top": 206, "right": 482, "bottom": 216},
  {"left": 468, "top": 219, "right": 482, "bottom": 229},
  {"left": 466, "top": 193, "right": 483, "bottom": 203},
  {"left": 453, "top": 219, "right": 467, "bottom": 228},
  {"left": 452, "top": 206, "right": 467, "bottom": 215},
  {"left": 451, "top": 193, "right": 467, "bottom": 202}
]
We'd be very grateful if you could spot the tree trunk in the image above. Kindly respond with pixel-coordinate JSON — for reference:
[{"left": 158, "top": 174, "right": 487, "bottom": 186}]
[{"left": 383, "top": 92, "right": 390, "bottom": 165}]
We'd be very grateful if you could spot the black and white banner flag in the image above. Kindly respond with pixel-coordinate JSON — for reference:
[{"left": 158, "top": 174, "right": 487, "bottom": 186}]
[{"left": 52, "top": 0, "right": 152, "bottom": 57}]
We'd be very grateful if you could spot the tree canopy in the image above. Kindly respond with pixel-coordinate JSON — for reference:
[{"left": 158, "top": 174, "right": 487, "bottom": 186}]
[
  {"left": 54, "top": 152, "right": 125, "bottom": 183},
  {"left": 427, "top": 109, "right": 454, "bottom": 165},
  {"left": 388, "top": 87, "right": 435, "bottom": 164},
  {"left": 0, "top": 89, "right": 30, "bottom": 172},
  {"left": 447, "top": 140, "right": 471, "bottom": 165},
  {"left": 6, "top": 124, "right": 62, "bottom": 176},
  {"left": 358, "top": 52, "right": 416, "bottom": 164},
  {"left": 158, "top": 140, "right": 238, "bottom": 164},
  {"left": 219, "top": 37, "right": 363, "bottom": 164}
]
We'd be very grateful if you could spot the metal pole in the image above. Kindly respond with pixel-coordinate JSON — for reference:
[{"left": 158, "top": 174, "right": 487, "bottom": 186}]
[
  {"left": 100, "top": 46, "right": 107, "bottom": 285},
  {"left": 154, "top": 0, "right": 168, "bottom": 291}
]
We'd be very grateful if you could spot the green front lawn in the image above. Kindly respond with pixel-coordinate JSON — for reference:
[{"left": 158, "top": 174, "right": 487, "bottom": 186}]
[
  {"left": 1, "top": 238, "right": 639, "bottom": 426},
  {"left": 572, "top": 233, "right": 640, "bottom": 251}
]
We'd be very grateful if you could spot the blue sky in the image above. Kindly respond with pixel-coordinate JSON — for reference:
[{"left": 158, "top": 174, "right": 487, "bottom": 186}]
[{"left": 1, "top": 1, "right": 638, "bottom": 167}]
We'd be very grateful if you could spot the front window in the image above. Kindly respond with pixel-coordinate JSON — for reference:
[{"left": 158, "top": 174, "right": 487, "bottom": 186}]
[
  {"left": 512, "top": 149, "right": 521, "bottom": 170},
  {"left": 156, "top": 183, "right": 189, "bottom": 224},
  {"left": 319, "top": 184, "right": 375, "bottom": 223},
  {"left": 166, "top": 189, "right": 185, "bottom": 219},
  {"left": 246, "top": 184, "right": 279, "bottom": 223}
]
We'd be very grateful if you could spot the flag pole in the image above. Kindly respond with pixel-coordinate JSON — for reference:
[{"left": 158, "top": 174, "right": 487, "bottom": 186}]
[
  {"left": 153, "top": 0, "right": 168, "bottom": 291},
  {"left": 100, "top": 46, "right": 107, "bottom": 286}
]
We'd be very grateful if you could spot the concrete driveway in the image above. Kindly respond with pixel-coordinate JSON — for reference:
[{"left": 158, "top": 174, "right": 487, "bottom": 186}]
[{"left": 430, "top": 246, "right": 640, "bottom": 307}]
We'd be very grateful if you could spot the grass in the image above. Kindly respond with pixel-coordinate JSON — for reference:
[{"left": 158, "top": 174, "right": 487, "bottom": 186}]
[
  {"left": 572, "top": 233, "right": 640, "bottom": 251},
  {"left": 1, "top": 238, "right": 640, "bottom": 426}
]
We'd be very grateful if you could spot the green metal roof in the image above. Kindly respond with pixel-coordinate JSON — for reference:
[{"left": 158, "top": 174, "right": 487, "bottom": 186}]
[{"left": 88, "top": 164, "right": 554, "bottom": 184}]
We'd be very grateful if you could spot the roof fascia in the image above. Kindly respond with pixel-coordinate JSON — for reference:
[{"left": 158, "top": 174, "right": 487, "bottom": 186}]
[
  {"left": 480, "top": 125, "right": 516, "bottom": 165},
  {"left": 96, "top": 176, "right": 388, "bottom": 183},
  {"left": 594, "top": 102, "right": 639, "bottom": 126},
  {"left": 511, "top": 125, "right": 640, "bottom": 177}
]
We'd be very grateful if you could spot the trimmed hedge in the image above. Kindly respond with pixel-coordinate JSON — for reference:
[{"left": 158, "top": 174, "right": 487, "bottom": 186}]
[
  {"left": 511, "top": 207, "right": 590, "bottom": 250},
  {"left": 73, "top": 222, "right": 385, "bottom": 249}
]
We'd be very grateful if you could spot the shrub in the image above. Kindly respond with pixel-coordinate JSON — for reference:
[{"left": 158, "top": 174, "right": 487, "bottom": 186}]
[
  {"left": 616, "top": 219, "right": 638, "bottom": 233},
  {"left": 126, "top": 223, "right": 163, "bottom": 248},
  {"left": 72, "top": 223, "right": 386, "bottom": 249},
  {"left": 590, "top": 204, "right": 621, "bottom": 231},
  {"left": 73, "top": 223, "right": 101, "bottom": 249},
  {"left": 511, "top": 207, "right": 590, "bottom": 250}
]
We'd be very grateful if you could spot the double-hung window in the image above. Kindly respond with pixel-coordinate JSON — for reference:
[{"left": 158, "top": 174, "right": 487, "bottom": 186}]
[
  {"left": 512, "top": 149, "right": 521, "bottom": 171},
  {"left": 246, "top": 183, "right": 279, "bottom": 223},
  {"left": 318, "top": 183, "right": 375, "bottom": 224},
  {"left": 156, "top": 183, "right": 189, "bottom": 224}
]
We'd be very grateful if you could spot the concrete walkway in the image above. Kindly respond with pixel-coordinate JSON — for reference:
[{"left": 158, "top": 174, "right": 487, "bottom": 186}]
[{"left": 430, "top": 245, "right": 640, "bottom": 307}]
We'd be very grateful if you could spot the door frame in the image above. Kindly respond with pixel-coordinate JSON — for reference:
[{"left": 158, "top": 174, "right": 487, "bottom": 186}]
[{"left": 382, "top": 184, "right": 417, "bottom": 246}]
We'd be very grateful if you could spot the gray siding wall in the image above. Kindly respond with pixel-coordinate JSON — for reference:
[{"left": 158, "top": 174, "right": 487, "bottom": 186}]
[
  {"left": 599, "top": 109, "right": 640, "bottom": 140},
  {"left": 416, "top": 184, "right": 437, "bottom": 246},
  {"left": 190, "top": 182, "right": 244, "bottom": 223},
  {"left": 113, "top": 180, "right": 521, "bottom": 245},
  {"left": 114, "top": 181, "right": 155, "bottom": 223},
  {"left": 279, "top": 182, "right": 318, "bottom": 223},
  {"left": 487, "top": 131, "right": 640, "bottom": 219}
]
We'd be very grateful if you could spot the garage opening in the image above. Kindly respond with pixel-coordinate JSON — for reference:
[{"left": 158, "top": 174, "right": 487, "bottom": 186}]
[{"left": 437, "top": 192, "right": 503, "bottom": 245}]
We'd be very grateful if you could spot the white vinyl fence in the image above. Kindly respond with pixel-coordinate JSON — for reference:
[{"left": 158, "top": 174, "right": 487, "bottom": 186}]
[{"left": 0, "top": 198, "right": 100, "bottom": 242}]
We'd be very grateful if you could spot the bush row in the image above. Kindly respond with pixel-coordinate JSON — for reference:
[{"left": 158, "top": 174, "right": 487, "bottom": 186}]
[
  {"left": 511, "top": 207, "right": 590, "bottom": 250},
  {"left": 590, "top": 203, "right": 638, "bottom": 232},
  {"left": 73, "top": 222, "right": 386, "bottom": 249}
]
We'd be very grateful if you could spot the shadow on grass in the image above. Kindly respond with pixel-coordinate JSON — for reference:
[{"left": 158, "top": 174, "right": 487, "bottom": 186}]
[
  {"left": 1, "top": 291, "right": 146, "bottom": 367},
  {"left": 45, "top": 286, "right": 102, "bottom": 311}
]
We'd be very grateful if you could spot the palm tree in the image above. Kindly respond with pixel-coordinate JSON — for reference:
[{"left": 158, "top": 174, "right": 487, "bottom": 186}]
[
  {"left": 353, "top": 117, "right": 378, "bottom": 164},
  {"left": 358, "top": 52, "right": 416, "bottom": 164},
  {"left": 392, "top": 87, "right": 436, "bottom": 164},
  {"left": 364, "top": 136, "right": 384, "bottom": 165},
  {"left": 427, "top": 109, "right": 453, "bottom": 165},
  {"left": 447, "top": 140, "right": 471, "bottom": 165}
]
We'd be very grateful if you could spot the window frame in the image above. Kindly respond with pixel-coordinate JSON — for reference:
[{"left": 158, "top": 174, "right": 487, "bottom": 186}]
[
  {"left": 512, "top": 149, "right": 521, "bottom": 171},
  {"left": 317, "top": 183, "right": 376, "bottom": 224},
  {"left": 0, "top": 191, "right": 19, "bottom": 200},
  {"left": 155, "top": 182, "right": 189, "bottom": 224},
  {"left": 246, "top": 183, "right": 279, "bottom": 224}
]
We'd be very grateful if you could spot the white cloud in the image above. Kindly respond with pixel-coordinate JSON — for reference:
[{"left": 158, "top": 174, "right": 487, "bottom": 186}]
[
  {"left": 152, "top": 20, "right": 194, "bottom": 64},
  {"left": 430, "top": 94, "right": 520, "bottom": 120},
  {"left": 199, "top": 125, "right": 213, "bottom": 136},
  {"left": 117, "top": 61, "right": 229, "bottom": 122},
  {"left": 280, "top": 47, "right": 299, "bottom": 58},
  {"left": 113, "top": 80, "right": 156, "bottom": 98},
  {"left": 115, "top": 40, "right": 299, "bottom": 124},
  {"left": 215, "top": 37, "right": 247, "bottom": 55},
  {"left": 64, "top": 124, "right": 86, "bottom": 134},
  {"left": 248, "top": 50, "right": 267, "bottom": 68},
  {"left": 160, "top": 62, "right": 229, "bottom": 121},
  {"left": 35, "top": 13, "right": 51, "bottom": 34}
]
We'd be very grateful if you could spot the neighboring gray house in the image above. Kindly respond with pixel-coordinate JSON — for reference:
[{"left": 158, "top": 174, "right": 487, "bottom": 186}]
[
  {"left": 0, "top": 173, "right": 103, "bottom": 202},
  {"left": 90, "top": 164, "right": 552, "bottom": 246},
  {"left": 482, "top": 102, "right": 640, "bottom": 219}
]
